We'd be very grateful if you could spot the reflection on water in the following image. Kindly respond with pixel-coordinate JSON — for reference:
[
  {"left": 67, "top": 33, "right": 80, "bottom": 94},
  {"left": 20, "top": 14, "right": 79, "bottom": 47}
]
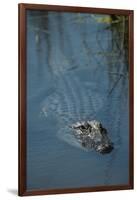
[{"left": 27, "top": 10, "right": 129, "bottom": 190}]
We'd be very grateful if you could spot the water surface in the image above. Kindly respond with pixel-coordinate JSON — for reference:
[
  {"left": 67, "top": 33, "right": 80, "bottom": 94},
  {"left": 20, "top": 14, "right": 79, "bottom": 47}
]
[{"left": 26, "top": 11, "right": 129, "bottom": 190}]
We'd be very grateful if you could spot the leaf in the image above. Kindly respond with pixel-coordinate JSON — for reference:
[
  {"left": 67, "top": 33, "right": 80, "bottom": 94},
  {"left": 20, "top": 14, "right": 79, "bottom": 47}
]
[{"left": 95, "top": 16, "right": 112, "bottom": 24}]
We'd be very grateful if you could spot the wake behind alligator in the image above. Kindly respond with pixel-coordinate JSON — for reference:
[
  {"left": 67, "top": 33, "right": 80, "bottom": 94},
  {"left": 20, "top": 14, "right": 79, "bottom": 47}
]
[{"left": 41, "top": 69, "right": 114, "bottom": 154}]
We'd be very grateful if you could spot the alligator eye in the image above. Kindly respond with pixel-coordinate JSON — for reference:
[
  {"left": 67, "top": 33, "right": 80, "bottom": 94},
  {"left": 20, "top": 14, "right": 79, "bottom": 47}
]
[
  {"left": 99, "top": 123, "right": 103, "bottom": 129},
  {"left": 80, "top": 125, "right": 86, "bottom": 130},
  {"left": 88, "top": 126, "right": 92, "bottom": 132}
]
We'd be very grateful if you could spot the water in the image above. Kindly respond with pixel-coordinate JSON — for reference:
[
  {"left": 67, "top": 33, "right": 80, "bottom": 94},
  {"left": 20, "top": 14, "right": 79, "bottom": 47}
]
[{"left": 26, "top": 11, "right": 129, "bottom": 190}]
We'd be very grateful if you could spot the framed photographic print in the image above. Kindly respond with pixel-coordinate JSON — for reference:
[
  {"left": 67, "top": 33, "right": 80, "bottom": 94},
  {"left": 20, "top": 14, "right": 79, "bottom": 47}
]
[{"left": 18, "top": 3, "right": 134, "bottom": 196}]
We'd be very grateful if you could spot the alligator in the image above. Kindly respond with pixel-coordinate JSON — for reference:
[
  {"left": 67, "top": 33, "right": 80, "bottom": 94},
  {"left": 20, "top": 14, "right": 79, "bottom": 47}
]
[{"left": 71, "top": 120, "right": 113, "bottom": 154}]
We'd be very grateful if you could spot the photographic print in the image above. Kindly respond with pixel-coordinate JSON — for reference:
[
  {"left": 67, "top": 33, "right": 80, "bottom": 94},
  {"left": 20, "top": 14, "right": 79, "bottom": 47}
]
[{"left": 19, "top": 4, "right": 134, "bottom": 196}]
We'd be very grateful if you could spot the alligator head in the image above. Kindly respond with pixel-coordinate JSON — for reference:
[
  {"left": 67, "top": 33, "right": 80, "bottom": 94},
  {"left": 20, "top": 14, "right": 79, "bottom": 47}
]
[{"left": 71, "top": 120, "right": 113, "bottom": 154}]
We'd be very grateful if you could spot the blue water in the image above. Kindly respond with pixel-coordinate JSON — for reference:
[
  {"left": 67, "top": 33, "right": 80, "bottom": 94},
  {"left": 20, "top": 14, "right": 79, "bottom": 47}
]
[{"left": 26, "top": 11, "right": 129, "bottom": 190}]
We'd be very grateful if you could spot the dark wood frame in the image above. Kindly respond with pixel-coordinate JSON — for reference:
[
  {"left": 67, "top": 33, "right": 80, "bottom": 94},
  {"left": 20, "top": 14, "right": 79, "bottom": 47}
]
[{"left": 18, "top": 3, "right": 134, "bottom": 196}]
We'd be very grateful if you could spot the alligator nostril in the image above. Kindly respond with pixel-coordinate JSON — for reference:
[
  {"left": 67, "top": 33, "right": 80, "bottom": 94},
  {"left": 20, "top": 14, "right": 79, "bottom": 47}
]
[{"left": 101, "top": 145, "right": 114, "bottom": 154}]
